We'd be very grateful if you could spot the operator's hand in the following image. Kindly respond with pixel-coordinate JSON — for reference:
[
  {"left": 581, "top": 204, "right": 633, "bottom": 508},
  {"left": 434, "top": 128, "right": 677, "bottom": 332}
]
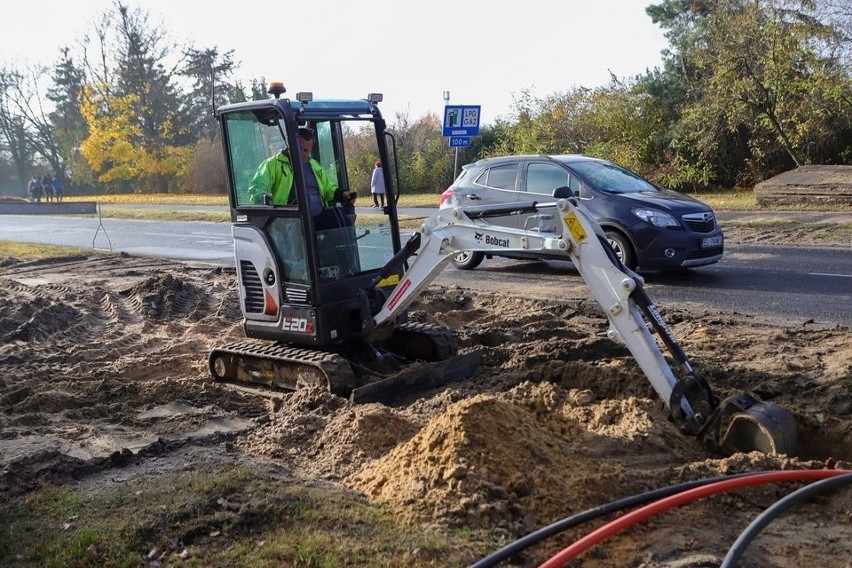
[{"left": 250, "top": 191, "right": 273, "bottom": 205}]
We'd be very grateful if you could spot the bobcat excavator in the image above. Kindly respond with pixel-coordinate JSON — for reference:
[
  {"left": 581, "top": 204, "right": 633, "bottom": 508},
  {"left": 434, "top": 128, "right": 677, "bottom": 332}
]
[{"left": 209, "top": 82, "right": 797, "bottom": 456}]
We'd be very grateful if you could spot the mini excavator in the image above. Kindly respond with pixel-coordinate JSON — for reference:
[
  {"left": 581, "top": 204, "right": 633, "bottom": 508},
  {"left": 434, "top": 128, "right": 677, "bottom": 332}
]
[{"left": 209, "top": 82, "right": 797, "bottom": 456}]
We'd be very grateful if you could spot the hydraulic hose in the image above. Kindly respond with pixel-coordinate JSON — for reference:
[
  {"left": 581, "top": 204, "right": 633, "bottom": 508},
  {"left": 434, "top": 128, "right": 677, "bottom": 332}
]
[
  {"left": 469, "top": 471, "right": 761, "bottom": 568},
  {"left": 538, "top": 469, "right": 850, "bottom": 568},
  {"left": 720, "top": 472, "right": 852, "bottom": 568}
]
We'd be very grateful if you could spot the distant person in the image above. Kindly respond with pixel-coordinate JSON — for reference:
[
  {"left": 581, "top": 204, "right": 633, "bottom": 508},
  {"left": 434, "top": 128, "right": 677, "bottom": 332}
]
[
  {"left": 41, "top": 175, "right": 54, "bottom": 202},
  {"left": 370, "top": 160, "right": 386, "bottom": 208},
  {"left": 27, "top": 176, "right": 42, "bottom": 202},
  {"left": 52, "top": 175, "right": 64, "bottom": 202}
]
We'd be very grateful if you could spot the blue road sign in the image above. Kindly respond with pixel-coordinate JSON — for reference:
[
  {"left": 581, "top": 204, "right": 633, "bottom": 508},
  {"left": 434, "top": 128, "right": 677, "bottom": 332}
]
[
  {"left": 443, "top": 105, "right": 481, "bottom": 137},
  {"left": 449, "top": 136, "right": 470, "bottom": 147}
]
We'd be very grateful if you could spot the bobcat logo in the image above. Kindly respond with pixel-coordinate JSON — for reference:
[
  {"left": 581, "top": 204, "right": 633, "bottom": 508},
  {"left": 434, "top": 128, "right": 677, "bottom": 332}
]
[{"left": 473, "top": 231, "right": 509, "bottom": 248}]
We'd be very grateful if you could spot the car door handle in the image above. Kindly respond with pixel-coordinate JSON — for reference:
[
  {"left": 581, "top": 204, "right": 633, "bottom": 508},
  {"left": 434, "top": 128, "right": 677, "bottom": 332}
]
[{"left": 467, "top": 194, "right": 481, "bottom": 200}]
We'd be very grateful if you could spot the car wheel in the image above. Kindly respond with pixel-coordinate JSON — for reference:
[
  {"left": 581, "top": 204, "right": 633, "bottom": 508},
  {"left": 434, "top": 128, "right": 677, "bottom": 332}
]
[
  {"left": 451, "top": 250, "right": 485, "bottom": 270},
  {"left": 604, "top": 230, "right": 637, "bottom": 271}
]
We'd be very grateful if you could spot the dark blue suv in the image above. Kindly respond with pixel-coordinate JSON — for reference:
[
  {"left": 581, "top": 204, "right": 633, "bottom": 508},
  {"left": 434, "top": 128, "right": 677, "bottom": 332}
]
[{"left": 439, "top": 154, "right": 724, "bottom": 272}]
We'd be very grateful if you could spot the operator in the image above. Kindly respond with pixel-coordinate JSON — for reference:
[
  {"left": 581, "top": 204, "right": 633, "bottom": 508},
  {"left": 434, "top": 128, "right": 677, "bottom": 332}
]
[{"left": 247, "top": 127, "right": 358, "bottom": 230}]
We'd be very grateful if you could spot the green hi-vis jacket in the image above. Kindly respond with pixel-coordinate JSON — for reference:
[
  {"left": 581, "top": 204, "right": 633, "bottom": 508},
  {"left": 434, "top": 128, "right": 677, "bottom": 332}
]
[{"left": 247, "top": 151, "right": 337, "bottom": 205}]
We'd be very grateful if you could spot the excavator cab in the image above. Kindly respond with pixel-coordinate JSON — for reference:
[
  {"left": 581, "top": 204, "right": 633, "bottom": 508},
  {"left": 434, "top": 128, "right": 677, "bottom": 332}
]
[
  {"left": 210, "top": 84, "right": 473, "bottom": 399},
  {"left": 216, "top": 87, "right": 402, "bottom": 348}
]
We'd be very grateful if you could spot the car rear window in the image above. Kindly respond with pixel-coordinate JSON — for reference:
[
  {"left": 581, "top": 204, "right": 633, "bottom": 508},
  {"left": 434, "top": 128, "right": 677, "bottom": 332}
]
[{"left": 476, "top": 163, "right": 518, "bottom": 190}]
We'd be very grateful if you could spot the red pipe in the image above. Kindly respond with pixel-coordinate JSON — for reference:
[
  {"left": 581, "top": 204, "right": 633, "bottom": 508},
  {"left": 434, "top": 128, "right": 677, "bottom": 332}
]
[{"left": 539, "top": 469, "right": 851, "bottom": 568}]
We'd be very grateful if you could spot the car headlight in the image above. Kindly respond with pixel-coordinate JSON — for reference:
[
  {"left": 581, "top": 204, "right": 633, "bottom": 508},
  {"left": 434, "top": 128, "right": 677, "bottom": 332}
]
[{"left": 631, "top": 208, "right": 679, "bottom": 227}]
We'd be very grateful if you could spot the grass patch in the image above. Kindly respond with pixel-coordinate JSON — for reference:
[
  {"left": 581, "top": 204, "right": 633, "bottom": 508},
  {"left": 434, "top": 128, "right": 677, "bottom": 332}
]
[
  {"left": 65, "top": 194, "right": 228, "bottom": 206},
  {"left": 0, "top": 463, "right": 486, "bottom": 568},
  {"left": 396, "top": 193, "right": 443, "bottom": 208},
  {"left": 690, "top": 190, "right": 757, "bottom": 210},
  {"left": 0, "top": 241, "right": 94, "bottom": 262},
  {"left": 98, "top": 208, "right": 230, "bottom": 223},
  {"left": 723, "top": 218, "right": 852, "bottom": 230},
  {"left": 811, "top": 224, "right": 852, "bottom": 239}
]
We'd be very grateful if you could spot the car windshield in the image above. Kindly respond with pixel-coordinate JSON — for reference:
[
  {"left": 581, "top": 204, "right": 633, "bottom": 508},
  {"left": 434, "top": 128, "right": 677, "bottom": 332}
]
[{"left": 567, "top": 160, "right": 657, "bottom": 194}]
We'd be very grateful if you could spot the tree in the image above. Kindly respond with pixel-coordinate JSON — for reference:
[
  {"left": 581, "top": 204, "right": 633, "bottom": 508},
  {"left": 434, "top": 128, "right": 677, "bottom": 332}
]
[
  {"left": 248, "top": 78, "right": 270, "bottom": 101},
  {"left": 0, "top": 1, "right": 254, "bottom": 194},
  {"left": 48, "top": 48, "right": 88, "bottom": 184},
  {"left": 0, "top": 64, "right": 64, "bottom": 192},
  {"left": 0, "top": 67, "right": 36, "bottom": 193},
  {"left": 495, "top": 80, "right": 668, "bottom": 180},
  {"left": 389, "top": 111, "right": 453, "bottom": 194},
  {"left": 79, "top": 85, "right": 141, "bottom": 189},
  {"left": 78, "top": 1, "right": 193, "bottom": 192},
  {"left": 180, "top": 47, "right": 239, "bottom": 141},
  {"left": 647, "top": 0, "right": 852, "bottom": 187},
  {"left": 183, "top": 137, "right": 227, "bottom": 194}
]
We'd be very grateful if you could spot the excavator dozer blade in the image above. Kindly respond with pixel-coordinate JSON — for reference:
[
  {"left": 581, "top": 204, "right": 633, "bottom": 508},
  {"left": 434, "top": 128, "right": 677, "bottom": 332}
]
[
  {"left": 350, "top": 352, "right": 480, "bottom": 404},
  {"left": 706, "top": 393, "right": 798, "bottom": 456}
]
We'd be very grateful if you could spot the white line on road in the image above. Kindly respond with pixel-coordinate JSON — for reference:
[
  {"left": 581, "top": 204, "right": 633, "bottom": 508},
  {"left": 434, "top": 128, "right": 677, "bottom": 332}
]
[{"left": 809, "top": 272, "right": 852, "bottom": 278}]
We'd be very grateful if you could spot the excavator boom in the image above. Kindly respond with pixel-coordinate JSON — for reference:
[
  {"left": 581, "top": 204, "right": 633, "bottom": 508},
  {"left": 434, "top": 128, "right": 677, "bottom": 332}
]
[{"left": 369, "top": 195, "right": 797, "bottom": 455}]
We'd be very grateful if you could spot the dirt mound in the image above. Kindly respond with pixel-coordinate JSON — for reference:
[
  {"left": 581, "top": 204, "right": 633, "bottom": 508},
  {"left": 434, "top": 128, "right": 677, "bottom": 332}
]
[
  {"left": 0, "top": 253, "right": 850, "bottom": 567},
  {"left": 754, "top": 164, "right": 852, "bottom": 206},
  {"left": 347, "top": 387, "right": 676, "bottom": 532}
]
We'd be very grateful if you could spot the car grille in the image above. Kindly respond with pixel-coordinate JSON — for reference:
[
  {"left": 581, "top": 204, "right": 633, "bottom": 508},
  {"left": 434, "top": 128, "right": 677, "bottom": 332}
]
[
  {"left": 681, "top": 212, "right": 717, "bottom": 233},
  {"left": 239, "top": 260, "right": 265, "bottom": 313},
  {"left": 687, "top": 246, "right": 723, "bottom": 260}
]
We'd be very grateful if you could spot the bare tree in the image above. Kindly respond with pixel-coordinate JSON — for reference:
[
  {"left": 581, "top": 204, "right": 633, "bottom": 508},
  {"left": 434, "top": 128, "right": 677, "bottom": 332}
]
[{"left": 0, "top": 65, "right": 64, "bottom": 192}]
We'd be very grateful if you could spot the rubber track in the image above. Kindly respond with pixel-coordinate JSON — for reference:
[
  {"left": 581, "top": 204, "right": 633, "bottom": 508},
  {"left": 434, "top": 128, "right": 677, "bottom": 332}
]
[
  {"left": 393, "top": 321, "right": 458, "bottom": 360},
  {"left": 209, "top": 339, "right": 355, "bottom": 394}
]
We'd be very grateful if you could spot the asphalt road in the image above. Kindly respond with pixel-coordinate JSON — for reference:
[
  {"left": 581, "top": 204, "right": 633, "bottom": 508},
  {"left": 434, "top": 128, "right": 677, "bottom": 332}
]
[
  {"left": 446, "top": 247, "right": 852, "bottom": 326},
  {"left": 1, "top": 212, "right": 850, "bottom": 326},
  {"left": 0, "top": 215, "right": 235, "bottom": 264}
]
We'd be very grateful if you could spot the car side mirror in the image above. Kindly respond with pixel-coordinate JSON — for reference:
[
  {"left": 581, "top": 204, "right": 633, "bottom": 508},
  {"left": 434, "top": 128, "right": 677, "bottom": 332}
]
[{"left": 552, "top": 186, "right": 575, "bottom": 199}]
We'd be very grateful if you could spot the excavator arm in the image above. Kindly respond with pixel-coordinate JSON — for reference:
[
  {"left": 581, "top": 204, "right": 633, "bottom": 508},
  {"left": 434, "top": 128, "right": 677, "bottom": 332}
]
[{"left": 369, "top": 196, "right": 797, "bottom": 456}]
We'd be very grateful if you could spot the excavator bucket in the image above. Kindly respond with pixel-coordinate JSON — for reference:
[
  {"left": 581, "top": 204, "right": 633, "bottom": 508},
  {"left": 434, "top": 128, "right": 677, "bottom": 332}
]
[{"left": 706, "top": 393, "right": 798, "bottom": 455}]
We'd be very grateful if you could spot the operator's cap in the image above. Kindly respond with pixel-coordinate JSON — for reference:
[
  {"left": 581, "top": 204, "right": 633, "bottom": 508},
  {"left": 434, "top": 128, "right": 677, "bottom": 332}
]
[{"left": 297, "top": 126, "right": 314, "bottom": 140}]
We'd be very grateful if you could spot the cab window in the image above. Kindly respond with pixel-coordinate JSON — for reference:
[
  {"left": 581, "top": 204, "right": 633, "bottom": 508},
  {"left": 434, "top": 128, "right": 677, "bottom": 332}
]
[
  {"left": 223, "top": 110, "right": 290, "bottom": 208},
  {"left": 312, "top": 121, "right": 342, "bottom": 186}
]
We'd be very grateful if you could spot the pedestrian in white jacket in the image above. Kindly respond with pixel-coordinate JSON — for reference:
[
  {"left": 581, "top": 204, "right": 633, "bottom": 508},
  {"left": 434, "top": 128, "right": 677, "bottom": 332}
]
[{"left": 370, "top": 161, "right": 386, "bottom": 208}]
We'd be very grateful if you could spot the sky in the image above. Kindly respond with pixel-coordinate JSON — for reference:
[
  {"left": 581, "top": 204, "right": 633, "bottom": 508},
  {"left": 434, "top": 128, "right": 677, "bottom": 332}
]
[{"left": 0, "top": 0, "right": 670, "bottom": 126}]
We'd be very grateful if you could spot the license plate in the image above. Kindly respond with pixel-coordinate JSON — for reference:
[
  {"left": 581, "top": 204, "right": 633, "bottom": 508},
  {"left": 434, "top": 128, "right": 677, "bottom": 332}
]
[{"left": 702, "top": 236, "right": 723, "bottom": 248}]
